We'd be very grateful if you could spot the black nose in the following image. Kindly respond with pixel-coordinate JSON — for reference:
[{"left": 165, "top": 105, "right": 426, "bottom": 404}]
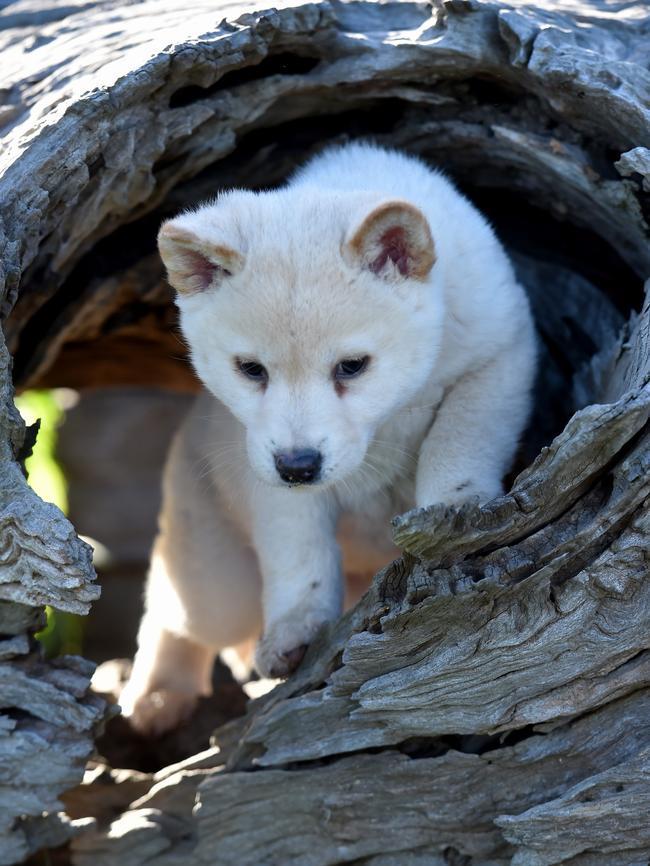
[{"left": 274, "top": 449, "right": 322, "bottom": 484}]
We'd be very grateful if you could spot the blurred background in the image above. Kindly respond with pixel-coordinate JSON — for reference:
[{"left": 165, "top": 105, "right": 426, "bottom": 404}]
[{"left": 19, "top": 386, "right": 193, "bottom": 664}]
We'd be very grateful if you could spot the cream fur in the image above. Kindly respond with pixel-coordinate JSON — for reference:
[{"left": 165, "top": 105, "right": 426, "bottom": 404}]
[{"left": 119, "top": 143, "right": 537, "bottom": 734}]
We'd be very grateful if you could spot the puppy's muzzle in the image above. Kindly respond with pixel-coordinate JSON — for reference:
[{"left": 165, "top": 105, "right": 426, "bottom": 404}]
[{"left": 274, "top": 449, "right": 322, "bottom": 485}]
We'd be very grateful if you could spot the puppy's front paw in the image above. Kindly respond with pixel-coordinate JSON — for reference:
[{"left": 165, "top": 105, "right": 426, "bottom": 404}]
[
  {"left": 255, "top": 611, "right": 327, "bottom": 679},
  {"left": 451, "top": 479, "right": 501, "bottom": 505},
  {"left": 418, "top": 477, "right": 503, "bottom": 509},
  {"left": 119, "top": 685, "right": 200, "bottom": 737}
]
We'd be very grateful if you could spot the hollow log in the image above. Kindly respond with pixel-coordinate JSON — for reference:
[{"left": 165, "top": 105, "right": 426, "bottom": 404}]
[{"left": 1, "top": 0, "right": 649, "bottom": 864}]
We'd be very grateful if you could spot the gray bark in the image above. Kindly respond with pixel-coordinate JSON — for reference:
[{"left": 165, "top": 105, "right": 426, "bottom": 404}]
[
  {"left": 1, "top": 0, "right": 649, "bottom": 864},
  {"left": 0, "top": 323, "right": 106, "bottom": 862}
]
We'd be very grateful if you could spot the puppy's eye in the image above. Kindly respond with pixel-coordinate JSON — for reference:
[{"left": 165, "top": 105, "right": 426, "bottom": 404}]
[
  {"left": 334, "top": 356, "right": 370, "bottom": 380},
  {"left": 237, "top": 359, "right": 268, "bottom": 383}
]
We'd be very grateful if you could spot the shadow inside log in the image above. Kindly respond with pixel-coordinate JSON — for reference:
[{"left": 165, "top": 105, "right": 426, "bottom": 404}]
[
  {"left": 92, "top": 659, "right": 247, "bottom": 774},
  {"left": 168, "top": 52, "right": 322, "bottom": 109}
]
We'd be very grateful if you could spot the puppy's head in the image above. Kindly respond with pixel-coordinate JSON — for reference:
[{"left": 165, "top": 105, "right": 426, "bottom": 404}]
[{"left": 159, "top": 189, "right": 443, "bottom": 490}]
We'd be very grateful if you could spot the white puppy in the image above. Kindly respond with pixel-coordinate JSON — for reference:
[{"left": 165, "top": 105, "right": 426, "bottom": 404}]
[{"left": 120, "top": 143, "right": 537, "bottom": 735}]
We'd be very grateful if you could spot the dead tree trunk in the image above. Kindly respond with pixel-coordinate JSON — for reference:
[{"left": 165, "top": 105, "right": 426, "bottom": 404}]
[{"left": 1, "top": 0, "right": 649, "bottom": 863}]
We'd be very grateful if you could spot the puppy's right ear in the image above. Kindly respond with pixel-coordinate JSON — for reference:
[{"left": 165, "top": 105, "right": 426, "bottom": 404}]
[{"left": 158, "top": 220, "right": 244, "bottom": 295}]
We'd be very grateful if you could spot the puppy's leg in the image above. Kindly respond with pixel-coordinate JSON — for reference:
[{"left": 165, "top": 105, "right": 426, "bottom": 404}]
[
  {"left": 251, "top": 488, "right": 343, "bottom": 678},
  {"left": 415, "top": 338, "right": 535, "bottom": 508},
  {"left": 120, "top": 423, "right": 262, "bottom": 736},
  {"left": 118, "top": 585, "right": 214, "bottom": 737}
]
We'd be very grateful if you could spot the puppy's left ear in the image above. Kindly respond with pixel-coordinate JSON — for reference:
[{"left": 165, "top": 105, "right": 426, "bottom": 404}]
[{"left": 343, "top": 200, "right": 435, "bottom": 282}]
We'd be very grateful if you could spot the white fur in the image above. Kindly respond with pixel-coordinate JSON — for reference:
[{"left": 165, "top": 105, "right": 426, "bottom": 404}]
[{"left": 120, "top": 143, "right": 537, "bottom": 734}]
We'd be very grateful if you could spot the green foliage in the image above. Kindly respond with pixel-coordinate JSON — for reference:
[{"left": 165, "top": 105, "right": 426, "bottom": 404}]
[
  {"left": 34, "top": 608, "right": 84, "bottom": 658},
  {"left": 15, "top": 390, "right": 84, "bottom": 657},
  {"left": 16, "top": 390, "right": 67, "bottom": 512}
]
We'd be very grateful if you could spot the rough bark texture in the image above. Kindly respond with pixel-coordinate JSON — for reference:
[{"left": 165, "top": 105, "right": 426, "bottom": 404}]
[
  {"left": 1, "top": 0, "right": 649, "bottom": 864},
  {"left": 0, "top": 329, "right": 106, "bottom": 862}
]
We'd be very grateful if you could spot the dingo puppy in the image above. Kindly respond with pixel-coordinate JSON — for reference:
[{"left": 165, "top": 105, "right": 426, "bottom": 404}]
[{"left": 120, "top": 143, "right": 536, "bottom": 735}]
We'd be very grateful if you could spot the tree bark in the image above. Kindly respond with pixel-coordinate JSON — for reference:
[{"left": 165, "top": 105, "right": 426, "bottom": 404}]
[
  {"left": 0, "top": 326, "right": 105, "bottom": 862},
  {"left": 1, "top": 0, "right": 649, "bottom": 863}
]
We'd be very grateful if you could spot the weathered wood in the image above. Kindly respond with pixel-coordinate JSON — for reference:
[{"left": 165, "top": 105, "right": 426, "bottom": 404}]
[
  {"left": 1, "top": 0, "right": 650, "bottom": 864},
  {"left": 0, "top": 323, "right": 105, "bottom": 860},
  {"left": 496, "top": 749, "right": 650, "bottom": 866},
  {"left": 0, "top": 23, "right": 108, "bottom": 849},
  {"left": 0, "top": 330, "right": 97, "bottom": 612},
  {"left": 196, "top": 691, "right": 650, "bottom": 866}
]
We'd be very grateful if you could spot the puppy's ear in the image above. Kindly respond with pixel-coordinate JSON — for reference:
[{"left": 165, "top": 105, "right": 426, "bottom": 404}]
[
  {"left": 158, "top": 220, "right": 244, "bottom": 295},
  {"left": 344, "top": 201, "right": 435, "bottom": 282}
]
